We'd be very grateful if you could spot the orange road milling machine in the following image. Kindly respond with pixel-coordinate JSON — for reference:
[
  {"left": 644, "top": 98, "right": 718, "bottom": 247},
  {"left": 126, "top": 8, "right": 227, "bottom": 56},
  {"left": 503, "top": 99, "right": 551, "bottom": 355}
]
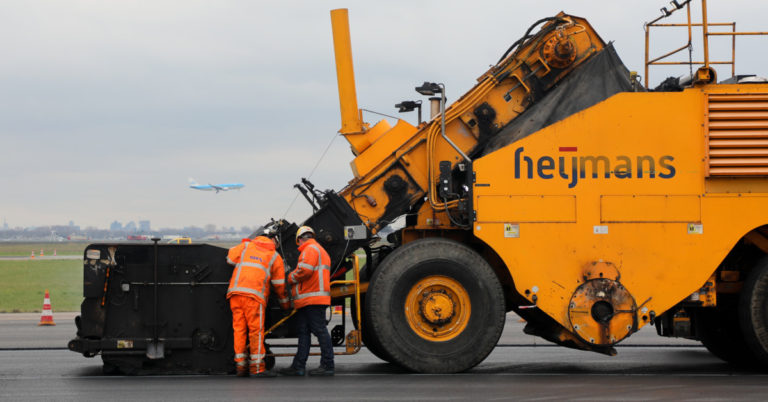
[{"left": 69, "top": 0, "right": 768, "bottom": 374}]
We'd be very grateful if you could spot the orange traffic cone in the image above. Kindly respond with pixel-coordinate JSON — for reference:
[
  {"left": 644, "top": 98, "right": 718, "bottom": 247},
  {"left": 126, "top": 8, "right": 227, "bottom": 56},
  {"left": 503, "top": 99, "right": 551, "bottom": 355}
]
[
  {"left": 40, "top": 249, "right": 44, "bottom": 256},
  {"left": 38, "top": 290, "right": 55, "bottom": 326},
  {"left": 30, "top": 251, "right": 35, "bottom": 259},
  {"left": 333, "top": 305, "right": 343, "bottom": 315},
  {"left": 53, "top": 249, "right": 57, "bottom": 256}
]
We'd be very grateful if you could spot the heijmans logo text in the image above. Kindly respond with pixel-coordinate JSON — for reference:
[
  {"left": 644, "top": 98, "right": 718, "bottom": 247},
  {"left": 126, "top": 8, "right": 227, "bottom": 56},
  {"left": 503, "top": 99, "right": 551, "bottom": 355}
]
[{"left": 513, "top": 146, "right": 675, "bottom": 188}]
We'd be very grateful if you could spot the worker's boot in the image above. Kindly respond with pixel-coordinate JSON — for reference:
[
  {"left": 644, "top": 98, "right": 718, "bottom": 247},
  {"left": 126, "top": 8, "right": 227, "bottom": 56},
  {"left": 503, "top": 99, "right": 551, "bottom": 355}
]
[
  {"left": 308, "top": 366, "right": 334, "bottom": 376},
  {"left": 278, "top": 366, "right": 305, "bottom": 376},
  {"left": 251, "top": 370, "right": 277, "bottom": 378},
  {"left": 235, "top": 354, "right": 248, "bottom": 377}
]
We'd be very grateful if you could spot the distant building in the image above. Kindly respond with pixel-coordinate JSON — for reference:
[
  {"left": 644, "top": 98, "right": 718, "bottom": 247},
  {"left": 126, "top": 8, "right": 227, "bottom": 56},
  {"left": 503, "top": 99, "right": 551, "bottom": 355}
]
[
  {"left": 124, "top": 221, "right": 137, "bottom": 232},
  {"left": 2, "top": 218, "right": 7, "bottom": 231},
  {"left": 139, "top": 220, "right": 151, "bottom": 232},
  {"left": 110, "top": 221, "right": 123, "bottom": 231}
]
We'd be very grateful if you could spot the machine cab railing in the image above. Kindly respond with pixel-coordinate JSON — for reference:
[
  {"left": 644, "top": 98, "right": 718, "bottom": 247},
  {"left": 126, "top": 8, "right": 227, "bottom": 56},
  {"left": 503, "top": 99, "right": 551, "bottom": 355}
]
[{"left": 644, "top": 0, "right": 768, "bottom": 88}]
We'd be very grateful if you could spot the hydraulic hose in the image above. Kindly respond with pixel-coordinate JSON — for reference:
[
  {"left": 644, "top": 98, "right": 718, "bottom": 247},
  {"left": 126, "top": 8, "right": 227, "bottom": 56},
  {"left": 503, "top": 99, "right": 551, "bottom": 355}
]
[{"left": 497, "top": 16, "right": 562, "bottom": 64}]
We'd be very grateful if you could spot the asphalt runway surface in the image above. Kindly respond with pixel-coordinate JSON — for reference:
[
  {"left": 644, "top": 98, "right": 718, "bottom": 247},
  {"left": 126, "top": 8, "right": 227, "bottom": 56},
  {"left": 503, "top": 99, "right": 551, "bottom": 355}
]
[{"left": 1, "top": 313, "right": 767, "bottom": 401}]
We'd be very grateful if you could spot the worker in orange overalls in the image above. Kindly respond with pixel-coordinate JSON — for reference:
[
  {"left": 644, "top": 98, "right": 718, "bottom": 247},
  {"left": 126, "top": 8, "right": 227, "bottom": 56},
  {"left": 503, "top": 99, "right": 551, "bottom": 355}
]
[
  {"left": 226, "top": 232, "right": 289, "bottom": 377},
  {"left": 279, "top": 226, "right": 335, "bottom": 376}
]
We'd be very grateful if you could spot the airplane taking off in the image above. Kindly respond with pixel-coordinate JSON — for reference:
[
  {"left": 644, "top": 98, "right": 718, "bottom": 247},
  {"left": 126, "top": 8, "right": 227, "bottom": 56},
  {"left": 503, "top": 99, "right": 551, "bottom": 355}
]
[{"left": 188, "top": 178, "right": 244, "bottom": 193}]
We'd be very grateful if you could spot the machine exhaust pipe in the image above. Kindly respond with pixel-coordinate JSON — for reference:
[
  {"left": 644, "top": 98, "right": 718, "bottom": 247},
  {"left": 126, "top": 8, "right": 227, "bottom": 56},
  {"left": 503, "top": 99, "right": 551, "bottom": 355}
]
[
  {"left": 429, "top": 97, "right": 441, "bottom": 119},
  {"left": 330, "top": 9, "right": 364, "bottom": 135}
]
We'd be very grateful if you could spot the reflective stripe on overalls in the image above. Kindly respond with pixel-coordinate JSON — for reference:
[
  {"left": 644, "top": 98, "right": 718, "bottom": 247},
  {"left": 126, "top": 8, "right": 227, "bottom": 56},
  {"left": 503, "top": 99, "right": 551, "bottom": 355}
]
[
  {"left": 235, "top": 353, "right": 247, "bottom": 367},
  {"left": 227, "top": 245, "right": 279, "bottom": 300},
  {"left": 271, "top": 277, "right": 290, "bottom": 304},
  {"left": 291, "top": 244, "right": 331, "bottom": 301},
  {"left": 250, "top": 303, "right": 265, "bottom": 369}
]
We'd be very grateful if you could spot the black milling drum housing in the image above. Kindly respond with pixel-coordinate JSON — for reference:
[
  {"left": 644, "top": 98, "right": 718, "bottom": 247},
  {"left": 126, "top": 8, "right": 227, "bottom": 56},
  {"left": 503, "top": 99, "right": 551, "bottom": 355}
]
[{"left": 68, "top": 183, "right": 371, "bottom": 374}]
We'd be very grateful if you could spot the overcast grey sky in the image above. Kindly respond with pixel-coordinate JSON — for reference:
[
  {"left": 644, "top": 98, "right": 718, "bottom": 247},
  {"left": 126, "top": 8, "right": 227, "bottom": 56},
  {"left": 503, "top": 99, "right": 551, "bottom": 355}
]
[{"left": 1, "top": 0, "right": 766, "bottom": 230}]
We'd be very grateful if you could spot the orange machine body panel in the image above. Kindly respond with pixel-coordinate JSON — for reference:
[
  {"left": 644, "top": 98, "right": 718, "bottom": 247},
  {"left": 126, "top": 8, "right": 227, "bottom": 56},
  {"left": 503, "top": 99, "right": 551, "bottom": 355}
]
[{"left": 473, "top": 85, "right": 768, "bottom": 336}]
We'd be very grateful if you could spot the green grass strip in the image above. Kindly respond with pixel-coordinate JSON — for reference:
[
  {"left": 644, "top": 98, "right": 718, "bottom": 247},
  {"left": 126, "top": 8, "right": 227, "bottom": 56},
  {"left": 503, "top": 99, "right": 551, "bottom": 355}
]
[
  {"left": 0, "top": 242, "right": 90, "bottom": 257},
  {"left": 0, "top": 259, "right": 82, "bottom": 312}
]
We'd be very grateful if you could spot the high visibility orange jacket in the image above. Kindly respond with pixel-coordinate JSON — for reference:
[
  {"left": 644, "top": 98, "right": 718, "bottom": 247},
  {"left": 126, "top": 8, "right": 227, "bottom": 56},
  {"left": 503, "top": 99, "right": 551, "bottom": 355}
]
[
  {"left": 288, "top": 238, "right": 331, "bottom": 309},
  {"left": 226, "top": 236, "right": 289, "bottom": 309}
]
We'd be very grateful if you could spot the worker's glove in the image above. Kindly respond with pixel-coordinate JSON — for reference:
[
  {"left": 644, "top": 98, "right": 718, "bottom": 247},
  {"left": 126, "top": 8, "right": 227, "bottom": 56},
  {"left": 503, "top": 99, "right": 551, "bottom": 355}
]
[{"left": 280, "top": 302, "right": 290, "bottom": 310}]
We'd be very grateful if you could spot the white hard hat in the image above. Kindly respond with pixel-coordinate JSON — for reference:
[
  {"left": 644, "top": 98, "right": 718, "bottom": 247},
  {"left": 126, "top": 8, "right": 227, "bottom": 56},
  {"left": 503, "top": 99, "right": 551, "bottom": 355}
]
[
  {"left": 295, "top": 226, "right": 315, "bottom": 243},
  {"left": 264, "top": 225, "right": 279, "bottom": 237}
]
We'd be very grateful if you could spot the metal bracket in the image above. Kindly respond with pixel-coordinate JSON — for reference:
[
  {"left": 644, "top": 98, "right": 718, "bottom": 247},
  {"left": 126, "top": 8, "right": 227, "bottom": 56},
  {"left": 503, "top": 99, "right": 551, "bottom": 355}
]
[{"left": 146, "top": 341, "right": 165, "bottom": 360}]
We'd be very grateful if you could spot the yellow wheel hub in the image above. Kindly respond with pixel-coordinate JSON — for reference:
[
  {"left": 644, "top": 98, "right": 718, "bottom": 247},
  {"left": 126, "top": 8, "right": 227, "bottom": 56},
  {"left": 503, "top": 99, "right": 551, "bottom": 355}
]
[{"left": 405, "top": 275, "right": 471, "bottom": 341}]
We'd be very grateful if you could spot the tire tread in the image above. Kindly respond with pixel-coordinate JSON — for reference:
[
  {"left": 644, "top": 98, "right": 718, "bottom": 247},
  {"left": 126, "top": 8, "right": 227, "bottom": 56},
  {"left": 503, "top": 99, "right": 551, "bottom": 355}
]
[{"left": 367, "top": 238, "right": 505, "bottom": 373}]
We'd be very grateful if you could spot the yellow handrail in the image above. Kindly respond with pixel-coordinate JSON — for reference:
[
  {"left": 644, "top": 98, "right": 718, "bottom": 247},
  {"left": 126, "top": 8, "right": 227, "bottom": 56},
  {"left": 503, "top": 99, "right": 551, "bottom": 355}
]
[
  {"left": 644, "top": 0, "right": 768, "bottom": 88},
  {"left": 268, "top": 253, "right": 363, "bottom": 358}
]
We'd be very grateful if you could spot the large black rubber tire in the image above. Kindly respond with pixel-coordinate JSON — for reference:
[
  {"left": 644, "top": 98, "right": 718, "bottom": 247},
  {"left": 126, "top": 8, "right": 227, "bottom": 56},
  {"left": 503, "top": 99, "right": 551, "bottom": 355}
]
[
  {"left": 352, "top": 264, "right": 394, "bottom": 363},
  {"left": 695, "top": 301, "right": 755, "bottom": 366},
  {"left": 739, "top": 258, "right": 768, "bottom": 368},
  {"left": 367, "top": 238, "right": 505, "bottom": 373},
  {"left": 352, "top": 293, "right": 395, "bottom": 363}
]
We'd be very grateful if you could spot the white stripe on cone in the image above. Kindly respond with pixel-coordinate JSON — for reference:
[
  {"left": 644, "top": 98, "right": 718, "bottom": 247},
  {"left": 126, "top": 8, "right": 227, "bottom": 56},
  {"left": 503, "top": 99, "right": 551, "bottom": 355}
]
[{"left": 38, "top": 290, "right": 55, "bottom": 326}]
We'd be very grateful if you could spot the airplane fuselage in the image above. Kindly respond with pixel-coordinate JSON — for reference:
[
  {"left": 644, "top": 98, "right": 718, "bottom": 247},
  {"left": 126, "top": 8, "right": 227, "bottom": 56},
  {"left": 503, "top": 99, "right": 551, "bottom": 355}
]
[{"left": 189, "top": 182, "right": 244, "bottom": 193}]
